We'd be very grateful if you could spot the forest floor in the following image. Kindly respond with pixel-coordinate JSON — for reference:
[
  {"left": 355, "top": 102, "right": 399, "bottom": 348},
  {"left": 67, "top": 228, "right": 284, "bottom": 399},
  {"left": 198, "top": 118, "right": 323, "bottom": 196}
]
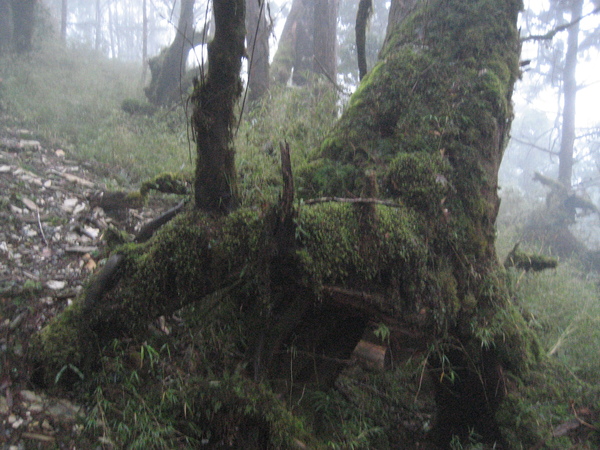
[{"left": 0, "top": 128, "right": 181, "bottom": 448}]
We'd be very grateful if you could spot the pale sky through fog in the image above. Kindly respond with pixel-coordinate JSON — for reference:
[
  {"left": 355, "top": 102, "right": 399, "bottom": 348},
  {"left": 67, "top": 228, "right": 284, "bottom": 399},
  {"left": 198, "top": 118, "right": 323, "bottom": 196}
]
[{"left": 518, "top": 0, "right": 600, "bottom": 129}]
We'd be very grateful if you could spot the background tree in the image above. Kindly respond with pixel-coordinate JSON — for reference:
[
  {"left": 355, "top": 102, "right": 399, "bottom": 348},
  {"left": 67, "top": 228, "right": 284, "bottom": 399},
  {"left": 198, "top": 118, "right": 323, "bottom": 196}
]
[
  {"left": 142, "top": 0, "right": 148, "bottom": 83},
  {"left": 337, "top": 0, "right": 389, "bottom": 86},
  {"left": 271, "top": 0, "right": 338, "bottom": 86},
  {"left": 0, "top": 0, "right": 37, "bottom": 53},
  {"left": 144, "top": 0, "right": 199, "bottom": 106},
  {"left": 60, "top": 0, "right": 67, "bottom": 41},
  {"left": 313, "top": 0, "right": 338, "bottom": 81},
  {"left": 510, "top": 0, "right": 600, "bottom": 258},
  {"left": 0, "top": 0, "right": 14, "bottom": 52},
  {"left": 245, "top": 0, "right": 270, "bottom": 102}
]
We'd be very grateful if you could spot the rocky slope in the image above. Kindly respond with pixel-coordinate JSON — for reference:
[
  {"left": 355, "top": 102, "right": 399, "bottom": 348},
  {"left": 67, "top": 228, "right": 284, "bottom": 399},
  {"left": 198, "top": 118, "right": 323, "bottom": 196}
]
[{"left": 0, "top": 129, "right": 182, "bottom": 448}]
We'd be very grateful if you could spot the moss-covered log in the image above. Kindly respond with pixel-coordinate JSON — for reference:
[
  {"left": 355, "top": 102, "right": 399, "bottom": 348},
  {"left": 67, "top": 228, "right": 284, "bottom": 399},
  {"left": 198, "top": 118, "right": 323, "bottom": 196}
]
[
  {"left": 29, "top": 0, "right": 600, "bottom": 447},
  {"left": 504, "top": 243, "right": 558, "bottom": 272}
]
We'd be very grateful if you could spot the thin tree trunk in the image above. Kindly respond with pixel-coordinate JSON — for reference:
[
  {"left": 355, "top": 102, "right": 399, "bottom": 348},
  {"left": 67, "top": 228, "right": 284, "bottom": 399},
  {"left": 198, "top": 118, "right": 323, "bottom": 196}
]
[
  {"left": 193, "top": 0, "right": 245, "bottom": 212},
  {"left": 108, "top": 1, "right": 115, "bottom": 57},
  {"left": 142, "top": 0, "right": 148, "bottom": 83},
  {"left": 111, "top": 1, "right": 120, "bottom": 58},
  {"left": 95, "top": 0, "right": 101, "bottom": 52},
  {"left": 60, "top": 0, "right": 67, "bottom": 42},
  {"left": 356, "top": 0, "right": 372, "bottom": 80},
  {"left": 557, "top": 0, "right": 582, "bottom": 186}
]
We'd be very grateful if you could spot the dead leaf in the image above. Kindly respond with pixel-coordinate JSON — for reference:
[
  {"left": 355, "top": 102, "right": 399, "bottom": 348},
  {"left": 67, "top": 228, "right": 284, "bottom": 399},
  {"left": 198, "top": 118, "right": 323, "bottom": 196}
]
[
  {"left": 46, "top": 280, "right": 66, "bottom": 290},
  {"left": 84, "top": 258, "right": 97, "bottom": 272}
]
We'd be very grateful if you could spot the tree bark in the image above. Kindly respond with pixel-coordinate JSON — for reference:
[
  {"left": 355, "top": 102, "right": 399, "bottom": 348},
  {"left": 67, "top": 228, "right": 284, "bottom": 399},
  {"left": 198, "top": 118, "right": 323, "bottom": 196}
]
[
  {"left": 557, "top": 0, "right": 583, "bottom": 186},
  {"left": 0, "top": 0, "right": 14, "bottom": 52},
  {"left": 108, "top": 1, "right": 115, "bottom": 57},
  {"left": 193, "top": 0, "right": 245, "bottom": 212},
  {"left": 313, "top": 0, "right": 338, "bottom": 81},
  {"left": 60, "top": 0, "right": 67, "bottom": 42},
  {"left": 271, "top": 0, "right": 305, "bottom": 84},
  {"left": 356, "top": 0, "right": 372, "bottom": 80},
  {"left": 382, "top": 0, "right": 418, "bottom": 50},
  {"left": 94, "top": 0, "right": 101, "bottom": 52},
  {"left": 291, "top": 0, "right": 314, "bottom": 85},
  {"left": 142, "top": 0, "right": 148, "bottom": 83},
  {"left": 271, "top": 0, "right": 338, "bottom": 86},
  {"left": 144, "top": 0, "right": 197, "bottom": 106},
  {"left": 11, "top": 0, "right": 36, "bottom": 52},
  {"left": 245, "top": 0, "right": 270, "bottom": 102}
]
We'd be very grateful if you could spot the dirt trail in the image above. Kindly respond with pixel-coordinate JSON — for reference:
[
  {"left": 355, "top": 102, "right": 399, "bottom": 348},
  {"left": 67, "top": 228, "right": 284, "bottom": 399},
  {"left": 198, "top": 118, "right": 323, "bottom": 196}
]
[{"left": 0, "top": 129, "right": 180, "bottom": 448}]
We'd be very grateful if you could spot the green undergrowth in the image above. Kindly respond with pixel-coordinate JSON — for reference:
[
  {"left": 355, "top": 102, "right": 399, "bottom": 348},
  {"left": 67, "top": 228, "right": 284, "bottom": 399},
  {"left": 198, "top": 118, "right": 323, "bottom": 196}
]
[
  {"left": 508, "top": 262, "right": 600, "bottom": 384},
  {"left": 493, "top": 206, "right": 600, "bottom": 447},
  {"left": 234, "top": 83, "right": 338, "bottom": 206},
  {"left": 497, "top": 189, "right": 600, "bottom": 385},
  {"left": 0, "top": 38, "right": 193, "bottom": 184},
  {"left": 80, "top": 309, "right": 433, "bottom": 448},
  {"left": 84, "top": 339, "right": 315, "bottom": 449}
]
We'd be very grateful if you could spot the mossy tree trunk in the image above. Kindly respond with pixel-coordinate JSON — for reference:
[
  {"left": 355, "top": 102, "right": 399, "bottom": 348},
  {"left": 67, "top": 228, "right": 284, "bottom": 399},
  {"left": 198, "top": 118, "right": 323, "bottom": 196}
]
[
  {"left": 30, "top": 0, "right": 572, "bottom": 447},
  {"left": 381, "top": 0, "right": 418, "bottom": 54},
  {"left": 300, "top": 0, "right": 532, "bottom": 444},
  {"left": 193, "top": 0, "right": 245, "bottom": 212}
]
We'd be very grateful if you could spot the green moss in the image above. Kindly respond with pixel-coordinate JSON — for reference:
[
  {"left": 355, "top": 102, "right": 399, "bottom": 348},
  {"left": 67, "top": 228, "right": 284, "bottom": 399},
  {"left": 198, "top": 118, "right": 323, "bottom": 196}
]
[
  {"left": 185, "top": 375, "right": 315, "bottom": 448},
  {"left": 296, "top": 158, "right": 361, "bottom": 198},
  {"left": 504, "top": 244, "right": 558, "bottom": 272},
  {"left": 436, "top": 266, "right": 460, "bottom": 318},
  {"left": 114, "top": 208, "right": 265, "bottom": 322},
  {"left": 297, "top": 203, "right": 424, "bottom": 285},
  {"left": 384, "top": 152, "right": 449, "bottom": 213},
  {"left": 30, "top": 302, "right": 86, "bottom": 386},
  {"left": 139, "top": 172, "right": 190, "bottom": 197},
  {"left": 497, "top": 360, "right": 600, "bottom": 448}
]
